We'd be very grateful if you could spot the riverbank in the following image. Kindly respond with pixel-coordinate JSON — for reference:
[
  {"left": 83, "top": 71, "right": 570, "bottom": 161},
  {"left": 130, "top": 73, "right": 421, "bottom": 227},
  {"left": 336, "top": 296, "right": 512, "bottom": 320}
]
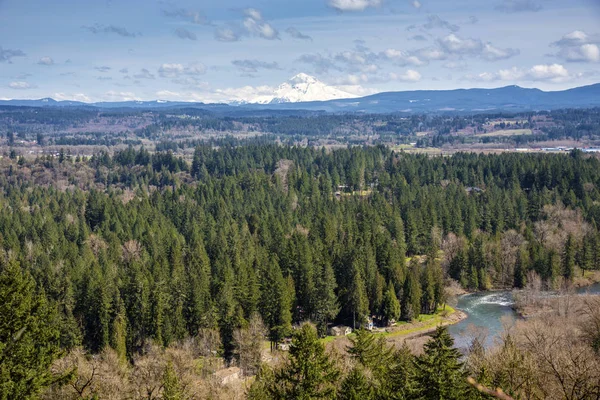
[
  {"left": 324, "top": 305, "right": 468, "bottom": 354},
  {"left": 514, "top": 281, "right": 600, "bottom": 319},
  {"left": 573, "top": 270, "right": 600, "bottom": 288}
]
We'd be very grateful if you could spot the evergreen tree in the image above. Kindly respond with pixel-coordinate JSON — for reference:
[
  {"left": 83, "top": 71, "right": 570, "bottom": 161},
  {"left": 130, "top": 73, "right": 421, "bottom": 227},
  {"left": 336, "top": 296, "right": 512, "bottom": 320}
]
[
  {"left": 162, "top": 361, "right": 183, "bottom": 400},
  {"left": 563, "top": 234, "right": 576, "bottom": 280},
  {"left": 413, "top": 326, "right": 468, "bottom": 400},
  {"left": 381, "top": 281, "right": 400, "bottom": 326},
  {"left": 347, "top": 329, "right": 393, "bottom": 374},
  {"left": 401, "top": 262, "right": 421, "bottom": 321},
  {"left": 270, "top": 323, "right": 341, "bottom": 399},
  {"left": 314, "top": 262, "right": 339, "bottom": 336},
  {"left": 0, "top": 259, "right": 71, "bottom": 399},
  {"left": 259, "top": 256, "right": 292, "bottom": 348},
  {"left": 514, "top": 247, "right": 528, "bottom": 289},
  {"left": 338, "top": 367, "right": 374, "bottom": 400},
  {"left": 347, "top": 267, "right": 369, "bottom": 329}
]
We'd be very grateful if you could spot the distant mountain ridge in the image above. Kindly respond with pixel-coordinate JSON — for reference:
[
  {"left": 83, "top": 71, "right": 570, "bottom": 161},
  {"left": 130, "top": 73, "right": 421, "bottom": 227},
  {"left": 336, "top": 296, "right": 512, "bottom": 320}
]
[{"left": 2, "top": 83, "right": 600, "bottom": 114}]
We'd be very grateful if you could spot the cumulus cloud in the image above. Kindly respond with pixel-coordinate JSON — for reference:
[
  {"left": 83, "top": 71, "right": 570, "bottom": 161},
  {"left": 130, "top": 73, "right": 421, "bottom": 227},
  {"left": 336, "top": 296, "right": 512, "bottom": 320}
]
[
  {"left": 297, "top": 53, "right": 342, "bottom": 73},
  {"left": 335, "top": 69, "right": 422, "bottom": 85},
  {"left": 380, "top": 48, "right": 426, "bottom": 66},
  {"left": 37, "top": 56, "right": 54, "bottom": 65},
  {"left": 82, "top": 24, "right": 140, "bottom": 37},
  {"left": 53, "top": 93, "right": 92, "bottom": 102},
  {"left": 286, "top": 27, "right": 312, "bottom": 41},
  {"left": 95, "top": 66, "right": 111, "bottom": 72},
  {"left": 482, "top": 43, "right": 520, "bottom": 61},
  {"left": 158, "top": 63, "right": 206, "bottom": 78},
  {"left": 422, "top": 15, "right": 460, "bottom": 32},
  {"left": 435, "top": 33, "right": 519, "bottom": 61},
  {"left": 467, "top": 64, "right": 577, "bottom": 83},
  {"left": 328, "top": 0, "right": 381, "bottom": 12},
  {"left": 550, "top": 31, "right": 600, "bottom": 63},
  {"left": 437, "top": 33, "right": 481, "bottom": 54},
  {"left": 242, "top": 8, "right": 279, "bottom": 40},
  {"left": 389, "top": 69, "right": 422, "bottom": 82},
  {"left": 9, "top": 81, "right": 34, "bottom": 89},
  {"left": 411, "top": 1, "right": 422, "bottom": 9},
  {"left": 232, "top": 59, "right": 281, "bottom": 73},
  {"left": 102, "top": 91, "right": 140, "bottom": 101},
  {"left": 0, "top": 46, "right": 26, "bottom": 63},
  {"left": 214, "top": 9, "right": 279, "bottom": 42},
  {"left": 215, "top": 27, "right": 240, "bottom": 42},
  {"left": 334, "top": 50, "right": 378, "bottom": 72},
  {"left": 133, "top": 68, "right": 155, "bottom": 79},
  {"left": 162, "top": 8, "right": 209, "bottom": 25},
  {"left": 175, "top": 28, "right": 197, "bottom": 40},
  {"left": 495, "top": 0, "right": 541, "bottom": 13},
  {"left": 409, "top": 34, "right": 428, "bottom": 41}
]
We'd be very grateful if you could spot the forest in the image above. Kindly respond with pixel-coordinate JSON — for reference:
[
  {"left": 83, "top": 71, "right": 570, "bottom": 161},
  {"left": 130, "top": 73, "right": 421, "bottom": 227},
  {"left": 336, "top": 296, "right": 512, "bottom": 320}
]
[
  {"left": 2, "top": 106, "right": 600, "bottom": 151},
  {"left": 1, "top": 144, "right": 600, "bottom": 398}
]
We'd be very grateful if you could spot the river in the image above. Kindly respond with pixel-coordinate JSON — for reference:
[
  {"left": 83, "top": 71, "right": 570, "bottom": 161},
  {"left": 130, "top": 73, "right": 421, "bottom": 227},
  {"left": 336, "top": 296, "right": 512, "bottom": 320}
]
[{"left": 448, "top": 283, "right": 600, "bottom": 351}]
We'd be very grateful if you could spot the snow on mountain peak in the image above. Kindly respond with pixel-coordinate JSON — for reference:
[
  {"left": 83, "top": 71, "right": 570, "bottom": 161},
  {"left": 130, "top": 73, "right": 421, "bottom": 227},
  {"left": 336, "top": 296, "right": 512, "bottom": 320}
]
[{"left": 249, "top": 74, "right": 358, "bottom": 104}]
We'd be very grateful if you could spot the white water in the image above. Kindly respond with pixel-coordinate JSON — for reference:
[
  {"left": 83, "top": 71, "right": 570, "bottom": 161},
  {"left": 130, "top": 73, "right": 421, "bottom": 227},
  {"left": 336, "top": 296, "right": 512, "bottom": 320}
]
[{"left": 449, "top": 283, "right": 600, "bottom": 351}]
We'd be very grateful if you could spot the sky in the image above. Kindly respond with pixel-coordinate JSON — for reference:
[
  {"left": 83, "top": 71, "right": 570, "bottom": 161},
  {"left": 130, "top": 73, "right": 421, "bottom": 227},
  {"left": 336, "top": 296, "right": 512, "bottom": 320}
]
[{"left": 0, "top": 0, "right": 599, "bottom": 103}]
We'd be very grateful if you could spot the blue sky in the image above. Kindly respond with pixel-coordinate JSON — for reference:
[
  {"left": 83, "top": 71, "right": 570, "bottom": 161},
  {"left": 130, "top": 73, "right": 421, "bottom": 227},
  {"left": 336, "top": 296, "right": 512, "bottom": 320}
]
[{"left": 0, "top": 0, "right": 599, "bottom": 102}]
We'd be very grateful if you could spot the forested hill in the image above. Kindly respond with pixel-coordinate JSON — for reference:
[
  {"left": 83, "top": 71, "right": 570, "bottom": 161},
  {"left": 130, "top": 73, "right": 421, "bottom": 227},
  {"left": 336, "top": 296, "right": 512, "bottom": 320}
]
[{"left": 2, "top": 145, "right": 600, "bottom": 397}]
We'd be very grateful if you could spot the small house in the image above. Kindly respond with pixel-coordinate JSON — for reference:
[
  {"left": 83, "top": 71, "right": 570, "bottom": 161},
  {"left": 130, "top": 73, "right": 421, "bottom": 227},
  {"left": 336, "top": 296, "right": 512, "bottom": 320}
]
[{"left": 328, "top": 325, "right": 352, "bottom": 336}]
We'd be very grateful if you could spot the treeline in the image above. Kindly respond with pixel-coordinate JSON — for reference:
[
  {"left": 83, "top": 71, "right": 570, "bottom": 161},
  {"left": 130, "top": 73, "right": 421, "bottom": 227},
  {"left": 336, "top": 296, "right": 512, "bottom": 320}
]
[{"left": 1, "top": 145, "right": 600, "bottom": 396}]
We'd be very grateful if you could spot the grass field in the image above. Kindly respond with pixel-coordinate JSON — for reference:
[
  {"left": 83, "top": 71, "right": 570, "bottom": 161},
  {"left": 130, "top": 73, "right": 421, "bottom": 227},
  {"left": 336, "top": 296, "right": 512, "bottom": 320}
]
[{"left": 476, "top": 129, "right": 533, "bottom": 137}]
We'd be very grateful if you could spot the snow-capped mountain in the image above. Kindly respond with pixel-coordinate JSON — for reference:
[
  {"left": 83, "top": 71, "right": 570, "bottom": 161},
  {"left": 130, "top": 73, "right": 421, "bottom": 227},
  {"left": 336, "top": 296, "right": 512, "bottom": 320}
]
[{"left": 249, "top": 73, "right": 358, "bottom": 104}]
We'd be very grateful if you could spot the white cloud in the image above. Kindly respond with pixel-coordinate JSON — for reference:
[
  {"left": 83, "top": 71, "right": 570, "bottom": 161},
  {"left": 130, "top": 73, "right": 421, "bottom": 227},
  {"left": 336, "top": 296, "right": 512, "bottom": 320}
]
[
  {"left": 527, "top": 64, "right": 570, "bottom": 81},
  {"left": 482, "top": 43, "right": 520, "bottom": 61},
  {"left": 389, "top": 69, "right": 422, "bottom": 82},
  {"left": 9, "top": 81, "right": 33, "bottom": 89},
  {"left": 133, "top": 68, "right": 155, "bottom": 79},
  {"left": 431, "top": 34, "right": 519, "bottom": 61},
  {"left": 411, "top": 0, "right": 422, "bottom": 9},
  {"left": 551, "top": 31, "right": 600, "bottom": 63},
  {"left": 423, "top": 15, "right": 460, "bottom": 32},
  {"left": 415, "top": 47, "right": 447, "bottom": 61},
  {"left": 53, "top": 92, "right": 92, "bottom": 102},
  {"left": 286, "top": 27, "right": 312, "bottom": 41},
  {"left": 37, "top": 56, "right": 54, "bottom": 65},
  {"left": 162, "top": 8, "right": 209, "bottom": 25},
  {"left": 0, "top": 47, "right": 26, "bottom": 63},
  {"left": 334, "top": 69, "right": 421, "bottom": 85},
  {"left": 175, "top": 28, "right": 197, "bottom": 41},
  {"left": 232, "top": 59, "right": 281, "bottom": 73},
  {"left": 215, "top": 27, "right": 240, "bottom": 42},
  {"left": 216, "top": 8, "right": 279, "bottom": 42},
  {"left": 242, "top": 8, "right": 279, "bottom": 40},
  {"left": 328, "top": 0, "right": 381, "bottom": 12},
  {"left": 467, "top": 64, "right": 575, "bottom": 83},
  {"left": 102, "top": 91, "right": 141, "bottom": 101},
  {"left": 438, "top": 34, "right": 482, "bottom": 54},
  {"left": 155, "top": 90, "right": 206, "bottom": 102},
  {"left": 495, "top": 0, "right": 542, "bottom": 13},
  {"left": 380, "top": 49, "right": 426, "bottom": 66},
  {"left": 158, "top": 63, "right": 206, "bottom": 78}
]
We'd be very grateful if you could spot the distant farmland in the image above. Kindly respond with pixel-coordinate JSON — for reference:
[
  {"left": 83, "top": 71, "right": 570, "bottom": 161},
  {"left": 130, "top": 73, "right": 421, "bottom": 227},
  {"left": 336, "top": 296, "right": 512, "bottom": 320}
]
[{"left": 476, "top": 129, "right": 533, "bottom": 137}]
